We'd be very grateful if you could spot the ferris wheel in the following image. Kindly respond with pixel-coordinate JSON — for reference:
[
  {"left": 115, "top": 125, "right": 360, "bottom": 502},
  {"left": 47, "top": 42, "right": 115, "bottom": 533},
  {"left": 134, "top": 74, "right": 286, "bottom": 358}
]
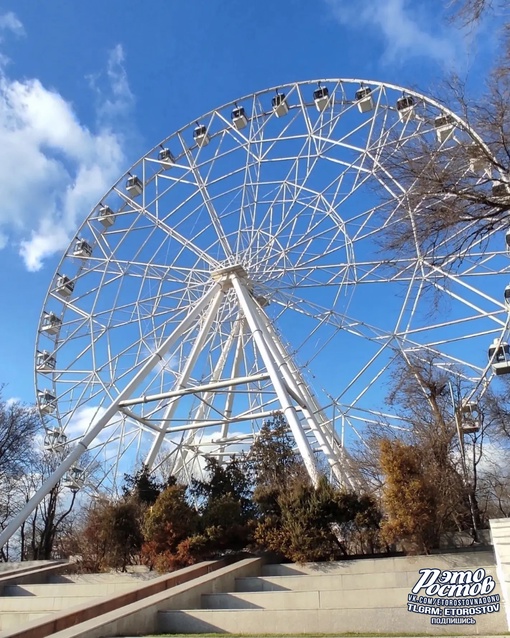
[{"left": 3, "top": 78, "right": 510, "bottom": 546}]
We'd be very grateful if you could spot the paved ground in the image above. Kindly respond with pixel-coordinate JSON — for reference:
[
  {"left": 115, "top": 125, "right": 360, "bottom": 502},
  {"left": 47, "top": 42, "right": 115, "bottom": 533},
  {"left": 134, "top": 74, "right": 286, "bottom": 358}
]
[{"left": 132, "top": 636, "right": 508, "bottom": 637}]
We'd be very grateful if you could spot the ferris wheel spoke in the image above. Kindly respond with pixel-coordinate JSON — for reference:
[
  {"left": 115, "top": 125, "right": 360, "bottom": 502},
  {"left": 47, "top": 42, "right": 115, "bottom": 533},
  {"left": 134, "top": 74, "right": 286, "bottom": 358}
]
[
  {"left": 245, "top": 141, "right": 324, "bottom": 259},
  {"left": 236, "top": 94, "right": 272, "bottom": 248},
  {"left": 141, "top": 209, "right": 219, "bottom": 268},
  {"left": 178, "top": 135, "right": 234, "bottom": 261},
  {"left": 272, "top": 291, "right": 398, "bottom": 344}
]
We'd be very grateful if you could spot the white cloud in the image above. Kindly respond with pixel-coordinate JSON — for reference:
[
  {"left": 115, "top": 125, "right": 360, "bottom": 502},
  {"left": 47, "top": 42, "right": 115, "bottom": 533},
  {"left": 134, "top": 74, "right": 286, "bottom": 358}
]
[
  {"left": 0, "top": 32, "right": 134, "bottom": 271},
  {"left": 90, "top": 43, "right": 135, "bottom": 125},
  {"left": 0, "top": 12, "right": 25, "bottom": 39},
  {"left": 64, "top": 404, "right": 114, "bottom": 441},
  {"left": 324, "top": 0, "right": 458, "bottom": 65},
  {"left": 469, "top": 440, "right": 510, "bottom": 478}
]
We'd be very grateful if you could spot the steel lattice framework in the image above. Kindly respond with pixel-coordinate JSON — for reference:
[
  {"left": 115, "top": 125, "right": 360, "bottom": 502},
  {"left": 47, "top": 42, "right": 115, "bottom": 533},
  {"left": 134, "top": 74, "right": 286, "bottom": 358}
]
[{"left": 1, "top": 78, "right": 509, "bottom": 548}]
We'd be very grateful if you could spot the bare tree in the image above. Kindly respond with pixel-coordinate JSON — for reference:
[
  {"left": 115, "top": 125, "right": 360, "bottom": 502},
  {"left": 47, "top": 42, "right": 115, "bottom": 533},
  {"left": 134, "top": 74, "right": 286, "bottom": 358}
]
[
  {"left": 377, "top": 85, "right": 510, "bottom": 264},
  {"left": 1, "top": 440, "right": 98, "bottom": 561},
  {"left": 448, "top": 0, "right": 510, "bottom": 28},
  {"left": 469, "top": 385, "right": 510, "bottom": 520},
  {"left": 0, "top": 391, "right": 42, "bottom": 561},
  {"left": 0, "top": 391, "right": 40, "bottom": 483},
  {"left": 354, "top": 355, "right": 510, "bottom": 549},
  {"left": 376, "top": 3, "right": 510, "bottom": 266},
  {"left": 21, "top": 445, "right": 106, "bottom": 561},
  {"left": 22, "top": 452, "right": 78, "bottom": 560}
]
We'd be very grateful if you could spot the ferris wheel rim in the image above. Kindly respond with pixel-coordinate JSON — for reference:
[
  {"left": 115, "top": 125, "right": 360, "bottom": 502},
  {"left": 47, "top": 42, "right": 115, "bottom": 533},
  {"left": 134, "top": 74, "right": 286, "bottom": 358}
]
[
  {"left": 34, "top": 77, "right": 510, "bottom": 491},
  {"left": 35, "top": 76, "right": 494, "bottom": 303}
]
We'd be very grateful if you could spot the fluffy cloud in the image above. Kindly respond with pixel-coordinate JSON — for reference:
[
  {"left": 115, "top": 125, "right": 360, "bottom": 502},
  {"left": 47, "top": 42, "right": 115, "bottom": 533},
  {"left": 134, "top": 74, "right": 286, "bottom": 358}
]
[
  {"left": 66, "top": 404, "right": 109, "bottom": 439},
  {"left": 0, "top": 15, "right": 134, "bottom": 271},
  {"left": 324, "top": 0, "right": 458, "bottom": 65}
]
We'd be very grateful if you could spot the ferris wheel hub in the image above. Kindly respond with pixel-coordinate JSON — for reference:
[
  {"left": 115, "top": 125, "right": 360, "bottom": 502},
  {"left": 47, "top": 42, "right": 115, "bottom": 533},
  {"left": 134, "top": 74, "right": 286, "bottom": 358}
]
[{"left": 211, "top": 263, "right": 249, "bottom": 288}]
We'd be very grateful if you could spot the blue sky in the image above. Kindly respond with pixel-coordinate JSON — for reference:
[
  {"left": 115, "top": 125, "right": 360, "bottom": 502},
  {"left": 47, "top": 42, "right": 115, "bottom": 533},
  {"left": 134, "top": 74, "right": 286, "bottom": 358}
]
[{"left": 0, "top": 0, "right": 498, "bottom": 405}]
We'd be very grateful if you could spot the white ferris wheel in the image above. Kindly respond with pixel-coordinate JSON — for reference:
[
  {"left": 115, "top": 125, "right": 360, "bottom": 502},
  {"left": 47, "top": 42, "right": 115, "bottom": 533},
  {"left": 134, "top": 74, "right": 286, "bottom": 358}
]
[{"left": 2, "top": 78, "right": 510, "bottom": 547}]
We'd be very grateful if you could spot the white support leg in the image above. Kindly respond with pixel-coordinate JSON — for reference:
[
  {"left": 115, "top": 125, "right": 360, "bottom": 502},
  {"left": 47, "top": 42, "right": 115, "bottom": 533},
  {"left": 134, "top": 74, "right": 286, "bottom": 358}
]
[
  {"left": 170, "top": 316, "right": 243, "bottom": 476},
  {"left": 231, "top": 273, "right": 320, "bottom": 487},
  {"left": 0, "top": 283, "right": 221, "bottom": 551},
  {"left": 260, "top": 316, "right": 348, "bottom": 486},
  {"left": 219, "top": 317, "right": 245, "bottom": 447},
  {"left": 184, "top": 317, "right": 245, "bottom": 463},
  {"left": 259, "top": 307, "right": 360, "bottom": 489},
  {"left": 145, "top": 287, "right": 224, "bottom": 468}
]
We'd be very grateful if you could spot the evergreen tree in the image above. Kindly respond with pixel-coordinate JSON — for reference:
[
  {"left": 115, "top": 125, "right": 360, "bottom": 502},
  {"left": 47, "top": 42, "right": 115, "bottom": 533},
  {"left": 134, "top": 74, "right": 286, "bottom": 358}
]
[
  {"left": 142, "top": 483, "right": 199, "bottom": 571},
  {"left": 122, "top": 464, "right": 167, "bottom": 505},
  {"left": 190, "top": 457, "right": 255, "bottom": 522}
]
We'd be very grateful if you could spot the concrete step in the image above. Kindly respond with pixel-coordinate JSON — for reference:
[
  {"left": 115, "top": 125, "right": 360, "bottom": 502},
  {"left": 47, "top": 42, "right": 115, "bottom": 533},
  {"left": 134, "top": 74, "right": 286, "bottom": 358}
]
[
  {"left": 262, "top": 551, "right": 496, "bottom": 576},
  {"left": 0, "top": 561, "right": 70, "bottom": 594},
  {"left": 0, "top": 611, "right": 49, "bottom": 630},
  {"left": 48, "top": 573, "right": 142, "bottom": 584},
  {"left": 236, "top": 566, "right": 501, "bottom": 592},
  {"left": 2, "top": 582, "right": 138, "bottom": 597},
  {"left": 158, "top": 605, "right": 507, "bottom": 635},
  {"left": 202, "top": 586, "right": 414, "bottom": 609},
  {"left": 0, "top": 560, "right": 62, "bottom": 575},
  {"left": 0, "top": 594, "right": 102, "bottom": 611}
]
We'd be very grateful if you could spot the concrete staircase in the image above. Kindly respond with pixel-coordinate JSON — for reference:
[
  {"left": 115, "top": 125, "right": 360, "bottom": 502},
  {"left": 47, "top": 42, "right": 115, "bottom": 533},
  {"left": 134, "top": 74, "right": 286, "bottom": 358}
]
[
  {"left": 1, "top": 550, "right": 508, "bottom": 637},
  {"left": 0, "top": 557, "right": 248, "bottom": 638},
  {"left": 158, "top": 551, "right": 508, "bottom": 635},
  {"left": 0, "top": 569, "right": 144, "bottom": 631}
]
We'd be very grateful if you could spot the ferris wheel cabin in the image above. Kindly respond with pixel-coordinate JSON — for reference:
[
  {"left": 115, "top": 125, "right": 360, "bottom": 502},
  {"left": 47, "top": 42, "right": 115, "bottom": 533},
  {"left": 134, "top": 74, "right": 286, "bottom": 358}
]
[
  {"left": 158, "top": 148, "right": 176, "bottom": 168},
  {"left": 505, "top": 229, "right": 510, "bottom": 255},
  {"left": 492, "top": 179, "right": 510, "bottom": 198},
  {"left": 313, "top": 86, "right": 330, "bottom": 112},
  {"left": 64, "top": 466, "right": 84, "bottom": 493},
  {"left": 459, "top": 401, "right": 481, "bottom": 434},
  {"left": 36, "top": 350, "right": 56, "bottom": 373},
  {"left": 504, "top": 284, "right": 510, "bottom": 307},
  {"left": 126, "top": 175, "right": 143, "bottom": 197},
  {"left": 434, "top": 114, "right": 455, "bottom": 143},
  {"left": 37, "top": 389, "right": 56, "bottom": 415},
  {"left": 41, "top": 312, "right": 62, "bottom": 335},
  {"left": 43, "top": 428, "right": 67, "bottom": 452},
  {"left": 396, "top": 95, "right": 415, "bottom": 121},
  {"left": 272, "top": 93, "right": 289, "bottom": 117},
  {"left": 98, "top": 205, "right": 115, "bottom": 227},
  {"left": 468, "top": 144, "right": 489, "bottom": 174},
  {"left": 73, "top": 239, "right": 92, "bottom": 259},
  {"left": 193, "top": 124, "right": 210, "bottom": 147},
  {"left": 355, "top": 86, "right": 374, "bottom": 113},
  {"left": 231, "top": 106, "right": 248, "bottom": 130},
  {"left": 55, "top": 275, "right": 74, "bottom": 298},
  {"left": 488, "top": 338, "right": 510, "bottom": 375}
]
